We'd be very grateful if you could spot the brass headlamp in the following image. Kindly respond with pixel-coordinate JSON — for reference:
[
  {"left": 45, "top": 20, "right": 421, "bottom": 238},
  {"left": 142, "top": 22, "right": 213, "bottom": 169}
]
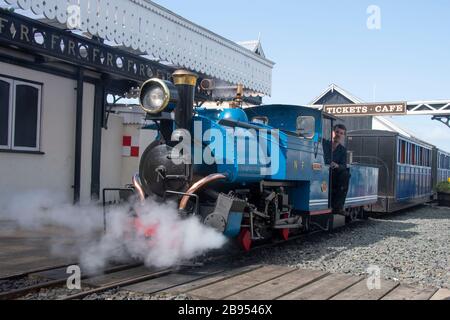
[{"left": 139, "top": 78, "right": 179, "bottom": 114}]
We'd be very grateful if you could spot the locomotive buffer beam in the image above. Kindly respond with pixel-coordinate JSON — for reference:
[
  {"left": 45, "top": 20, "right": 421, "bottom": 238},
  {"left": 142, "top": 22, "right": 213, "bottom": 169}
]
[{"left": 273, "top": 216, "right": 302, "bottom": 229}]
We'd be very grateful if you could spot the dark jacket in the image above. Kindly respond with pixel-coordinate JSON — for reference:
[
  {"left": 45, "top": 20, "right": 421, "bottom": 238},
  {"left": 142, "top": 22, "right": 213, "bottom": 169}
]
[
  {"left": 333, "top": 144, "right": 347, "bottom": 169},
  {"left": 323, "top": 140, "right": 347, "bottom": 169}
]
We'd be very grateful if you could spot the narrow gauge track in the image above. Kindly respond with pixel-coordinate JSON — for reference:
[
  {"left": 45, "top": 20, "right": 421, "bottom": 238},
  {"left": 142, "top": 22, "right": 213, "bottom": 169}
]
[
  {"left": 0, "top": 236, "right": 304, "bottom": 300},
  {"left": 0, "top": 263, "right": 77, "bottom": 282},
  {"left": 60, "top": 239, "right": 306, "bottom": 300},
  {"left": 0, "top": 263, "right": 143, "bottom": 300},
  {"left": 1, "top": 218, "right": 367, "bottom": 300},
  {"left": 61, "top": 227, "right": 350, "bottom": 300}
]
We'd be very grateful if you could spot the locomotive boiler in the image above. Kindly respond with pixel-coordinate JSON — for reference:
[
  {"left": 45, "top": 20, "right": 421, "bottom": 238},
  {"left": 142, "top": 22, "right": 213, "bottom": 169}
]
[{"left": 132, "top": 69, "right": 379, "bottom": 251}]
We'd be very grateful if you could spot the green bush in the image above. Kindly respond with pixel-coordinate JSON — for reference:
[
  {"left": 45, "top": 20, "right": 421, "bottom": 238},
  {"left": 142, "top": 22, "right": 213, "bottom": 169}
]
[{"left": 436, "top": 181, "right": 450, "bottom": 194}]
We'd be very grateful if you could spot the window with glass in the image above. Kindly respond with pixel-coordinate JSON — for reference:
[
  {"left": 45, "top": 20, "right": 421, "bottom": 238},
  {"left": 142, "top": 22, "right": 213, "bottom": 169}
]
[
  {"left": 251, "top": 116, "right": 268, "bottom": 125},
  {"left": 322, "top": 117, "right": 332, "bottom": 165},
  {"left": 399, "top": 140, "right": 406, "bottom": 164},
  {"left": 296, "top": 116, "right": 315, "bottom": 139},
  {"left": 0, "top": 76, "right": 41, "bottom": 151}
]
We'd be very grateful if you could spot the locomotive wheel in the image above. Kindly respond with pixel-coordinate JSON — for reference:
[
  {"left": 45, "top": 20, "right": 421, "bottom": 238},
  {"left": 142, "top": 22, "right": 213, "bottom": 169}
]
[
  {"left": 346, "top": 208, "right": 359, "bottom": 222},
  {"left": 361, "top": 207, "right": 370, "bottom": 220},
  {"left": 280, "top": 228, "right": 289, "bottom": 241},
  {"left": 238, "top": 228, "right": 252, "bottom": 252},
  {"left": 280, "top": 213, "right": 289, "bottom": 241},
  {"left": 133, "top": 217, "right": 159, "bottom": 238},
  {"left": 352, "top": 208, "right": 360, "bottom": 221}
]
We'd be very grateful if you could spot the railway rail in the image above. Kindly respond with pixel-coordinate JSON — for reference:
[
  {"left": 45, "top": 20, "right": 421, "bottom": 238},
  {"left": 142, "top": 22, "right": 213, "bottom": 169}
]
[
  {"left": 0, "top": 225, "right": 316, "bottom": 300},
  {"left": 0, "top": 263, "right": 143, "bottom": 300},
  {"left": 0, "top": 263, "right": 77, "bottom": 282},
  {"left": 1, "top": 210, "right": 447, "bottom": 301}
]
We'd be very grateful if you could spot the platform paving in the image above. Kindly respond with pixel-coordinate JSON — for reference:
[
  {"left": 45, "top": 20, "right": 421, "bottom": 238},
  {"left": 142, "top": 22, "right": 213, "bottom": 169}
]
[
  {"left": 0, "top": 220, "right": 78, "bottom": 278},
  {"left": 135, "top": 265, "right": 449, "bottom": 300}
]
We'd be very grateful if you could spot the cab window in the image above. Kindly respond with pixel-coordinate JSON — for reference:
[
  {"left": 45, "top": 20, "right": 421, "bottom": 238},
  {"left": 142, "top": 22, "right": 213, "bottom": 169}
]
[
  {"left": 296, "top": 116, "right": 315, "bottom": 139},
  {"left": 322, "top": 117, "right": 332, "bottom": 165},
  {"left": 251, "top": 116, "right": 268, "bottom": 125}
]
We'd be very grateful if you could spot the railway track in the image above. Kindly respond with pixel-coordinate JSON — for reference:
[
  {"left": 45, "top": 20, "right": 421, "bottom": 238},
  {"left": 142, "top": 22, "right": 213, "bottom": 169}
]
[
  {"left": 0, "top": 241, "right": 292, "bottom": 300},
  {"left": 0, "top": 217, "right": 367, "bottom": 300},
  {"left": 0, "top": 262, "right": 144, "bottom": 300},
  {"left": 0, "top": 263, "right": 78, "bottom": 282},
  {"left": 61, "top": 268, "right": 174, "bottom": 300}
]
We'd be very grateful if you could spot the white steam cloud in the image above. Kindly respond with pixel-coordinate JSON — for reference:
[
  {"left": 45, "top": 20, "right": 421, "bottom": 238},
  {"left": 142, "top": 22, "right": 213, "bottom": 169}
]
[{"left": 0, "top": 190, "right": 227, "bottom": 274}]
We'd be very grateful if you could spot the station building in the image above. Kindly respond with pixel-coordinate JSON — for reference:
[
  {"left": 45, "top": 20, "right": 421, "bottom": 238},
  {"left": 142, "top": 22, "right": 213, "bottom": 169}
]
[
  {"left": 0, "top": 1, "right": 274, "bottom": 207},
  {"left": 310, "top": 84, "right": 415, "bottom": 137}
]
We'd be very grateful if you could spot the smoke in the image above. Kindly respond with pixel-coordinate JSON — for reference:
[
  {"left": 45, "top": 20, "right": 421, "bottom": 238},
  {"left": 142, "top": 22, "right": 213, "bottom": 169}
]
[{"left": 0, "top": 190, "right": 227, "bottom": 274}]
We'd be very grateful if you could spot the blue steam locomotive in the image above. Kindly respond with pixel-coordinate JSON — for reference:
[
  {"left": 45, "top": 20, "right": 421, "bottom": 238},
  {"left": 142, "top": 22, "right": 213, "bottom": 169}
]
[{"left": 134, "top": 70, "right": 380, "bottom": 250}]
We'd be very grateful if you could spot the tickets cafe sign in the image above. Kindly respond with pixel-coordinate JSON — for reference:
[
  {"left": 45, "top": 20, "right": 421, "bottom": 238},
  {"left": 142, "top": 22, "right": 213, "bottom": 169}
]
[{"left": 324, "top": 102, "right": 407, "bottom": 117}]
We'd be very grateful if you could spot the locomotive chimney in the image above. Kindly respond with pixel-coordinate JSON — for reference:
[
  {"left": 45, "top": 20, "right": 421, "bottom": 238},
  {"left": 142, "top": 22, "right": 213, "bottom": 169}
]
[
  {"left": 230, "top": 84, "right": 244, "bottom": 109},
  {"left": 172, "top": 70, "right": 198, "bottom": 130}
]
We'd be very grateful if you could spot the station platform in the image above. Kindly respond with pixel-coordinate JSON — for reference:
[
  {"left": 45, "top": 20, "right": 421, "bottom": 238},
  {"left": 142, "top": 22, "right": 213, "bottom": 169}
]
[
  {"left": 148, "top": 265, "right": 450, "bottom": 300},
  {"left": 0, "top": 220, "right": 77, "bottom": 278}
]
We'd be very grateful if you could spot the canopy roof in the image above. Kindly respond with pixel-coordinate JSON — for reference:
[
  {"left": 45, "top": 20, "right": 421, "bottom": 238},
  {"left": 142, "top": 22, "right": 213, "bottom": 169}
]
[{"left": 1, "top": 0, "right": 274, "bottom": 96}]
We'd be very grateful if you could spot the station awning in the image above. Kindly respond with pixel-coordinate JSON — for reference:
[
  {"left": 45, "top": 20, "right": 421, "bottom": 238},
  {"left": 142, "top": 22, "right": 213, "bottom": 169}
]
[{"left": 0, "top": 0, "right": 274, "bottom": 96}]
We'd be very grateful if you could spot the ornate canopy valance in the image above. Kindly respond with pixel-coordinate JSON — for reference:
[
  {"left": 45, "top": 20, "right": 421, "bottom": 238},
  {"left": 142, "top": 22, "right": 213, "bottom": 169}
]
[{"left": 1, "top": 0, "right": 274, "bottom": 96}]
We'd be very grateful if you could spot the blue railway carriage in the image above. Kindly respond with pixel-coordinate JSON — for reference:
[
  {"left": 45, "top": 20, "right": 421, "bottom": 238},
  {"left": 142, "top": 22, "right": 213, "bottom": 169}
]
[
  {"left": 347, "top": 130, "right": 434, "bottom": 213},
  {"left": 433, "top": 148, "right": 450, "bottom": 185}
]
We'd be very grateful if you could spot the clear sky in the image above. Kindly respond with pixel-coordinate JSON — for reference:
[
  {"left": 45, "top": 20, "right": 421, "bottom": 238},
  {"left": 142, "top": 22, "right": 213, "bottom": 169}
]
[{"left": 155, "top": 0, "right": 450, "bottom": 151}]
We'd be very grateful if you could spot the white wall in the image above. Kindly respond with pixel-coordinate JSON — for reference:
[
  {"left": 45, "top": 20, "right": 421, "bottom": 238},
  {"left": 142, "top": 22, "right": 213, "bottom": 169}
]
[
  {"left": 118, "top": 124, "right": 159, "bottom": 187},
  {"left": 0, "top": 62, "right": 95, "bottom": 206},
  {"left": 372, "top": 116, "right": 413, "bottom": 138},
  {"left": 119, "top": 125, "right": 158, "bottom": 187},
  {"left": 120, "top": 124, "right": 140, "bottom": 187},
  {"left": 139, "top": 128, "right": 158, "bottom": 155},
  {"left": 0, "top": 62, "right": 156, "bottom": 208},
  {"left": 372, "top": 117, "right": 395, "bottom": 132}
]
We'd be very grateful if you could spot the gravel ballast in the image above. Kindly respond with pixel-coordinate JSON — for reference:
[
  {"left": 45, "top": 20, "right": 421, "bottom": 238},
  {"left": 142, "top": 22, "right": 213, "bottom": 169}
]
[
  {"left": 0, "top": 277, "right": 48, "bottom": 293},
  {"left": 83, "top": 289, "right": 192, "bottom": 300},
  {"left": 239, "top": 205, "right": 450, "bottom": 289}
]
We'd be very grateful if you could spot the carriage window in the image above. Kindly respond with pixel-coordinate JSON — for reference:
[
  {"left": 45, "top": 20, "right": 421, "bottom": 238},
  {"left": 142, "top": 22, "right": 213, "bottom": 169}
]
[
  {"left": 425, "top": 149, "right": 430, "bottom": 167},
  {"left": 407, "top": 143, "right": 411, "bottom": 164},
  {"left": 296, "top": 116, "right": 315, "bottom": 139},
  {"left": 251, "top": 116, "right": 268, "bottom": 125},
  {"left": 418, "top": 147, "right": 423, "bottom": 166},
  {"left": 400, "top": 140, "right": 406, "bottom": 164}
]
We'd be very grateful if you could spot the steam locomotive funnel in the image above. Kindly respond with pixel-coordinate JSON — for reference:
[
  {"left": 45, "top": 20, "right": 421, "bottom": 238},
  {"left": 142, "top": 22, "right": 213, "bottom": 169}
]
[{"left": 172, "top": 70, "right": 198, "bottom": 130}]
